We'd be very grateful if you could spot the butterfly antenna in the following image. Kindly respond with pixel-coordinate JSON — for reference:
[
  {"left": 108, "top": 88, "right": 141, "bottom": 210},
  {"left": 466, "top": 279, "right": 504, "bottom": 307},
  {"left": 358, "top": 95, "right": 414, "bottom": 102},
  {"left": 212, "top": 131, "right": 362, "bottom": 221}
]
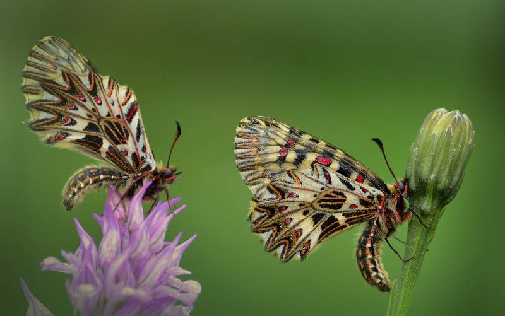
[
  {"left": 166, "top": 121, "right": 182, "bottom": 168},
  {"left": 371, "top": 138, "right": 398, "bottom": 183}
]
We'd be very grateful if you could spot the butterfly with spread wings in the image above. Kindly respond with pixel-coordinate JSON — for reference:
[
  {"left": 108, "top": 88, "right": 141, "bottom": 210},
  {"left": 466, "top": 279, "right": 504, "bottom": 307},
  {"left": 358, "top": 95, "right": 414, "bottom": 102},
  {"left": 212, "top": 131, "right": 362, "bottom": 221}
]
[
  {"left": 22, "top": 36, "right": 180, "bottom": 211},
  {"left": 234, "top": 116, "right": 411, "bottom": 291}
]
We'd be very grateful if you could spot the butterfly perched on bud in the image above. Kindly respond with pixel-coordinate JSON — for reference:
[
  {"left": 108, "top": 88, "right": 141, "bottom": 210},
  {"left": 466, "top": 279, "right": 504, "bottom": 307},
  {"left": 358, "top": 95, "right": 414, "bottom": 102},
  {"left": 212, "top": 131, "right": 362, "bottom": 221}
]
[
  {"left": 235, "top": 116, "right": 411, "bottom": 291},
  {"left": 22, "top": 36, "right": 181, "bottom": 210}
]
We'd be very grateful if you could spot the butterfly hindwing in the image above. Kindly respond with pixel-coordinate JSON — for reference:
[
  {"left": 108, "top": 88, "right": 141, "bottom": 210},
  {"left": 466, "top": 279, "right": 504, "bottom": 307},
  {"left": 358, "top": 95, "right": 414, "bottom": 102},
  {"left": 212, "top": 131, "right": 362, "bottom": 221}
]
[
  {"left": 235, "top": 116, "right": 388, "bottom": 261},
  {"left": 249, "top": 169, "right": 380, "bottom": 261},
  {"left": 22, "top": 36, "right": 156, "bottom": 175}
]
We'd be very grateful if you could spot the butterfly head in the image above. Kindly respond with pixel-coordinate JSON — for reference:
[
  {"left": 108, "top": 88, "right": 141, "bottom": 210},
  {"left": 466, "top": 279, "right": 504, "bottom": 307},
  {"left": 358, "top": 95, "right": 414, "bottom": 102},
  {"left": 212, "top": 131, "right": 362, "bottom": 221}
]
[
  {"left": 391, "top": 179, "right": 412, "bottom": 224},
  {"left": 394, "top": 179, "right": 408, "bottom": 196},
  {"left": 160, "top": 166, "right": 180, "bottom": 184}
]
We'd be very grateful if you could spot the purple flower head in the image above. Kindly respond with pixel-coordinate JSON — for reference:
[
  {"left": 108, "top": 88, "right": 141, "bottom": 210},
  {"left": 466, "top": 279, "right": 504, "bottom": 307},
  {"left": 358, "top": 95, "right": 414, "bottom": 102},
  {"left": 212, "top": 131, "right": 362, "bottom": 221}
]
[{"left": 22, "top": 182, "right": 201, "bottom": 316}]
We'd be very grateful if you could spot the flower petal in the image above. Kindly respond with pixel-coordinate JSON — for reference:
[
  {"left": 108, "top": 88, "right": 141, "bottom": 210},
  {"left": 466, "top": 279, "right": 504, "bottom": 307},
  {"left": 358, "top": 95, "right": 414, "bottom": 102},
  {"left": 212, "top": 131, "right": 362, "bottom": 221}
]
[
  {"left": 128, "top": 215, "right": 154, "bottom": 272},
  {"left": 98, "top": 202, "right": 122, "bottom": 269},
  {"left": 66, "top": 281, "right": 101, "bottom": 316},
  {"left": 105, "top": 185, "right": 123, "bottom": 213},
  {"left": 149, "top": 204, "right": 187, "bottom": 254},
  {"left": 111, "top": 300, "right": 143, "bottom": 316},
  {"left": 161, "top": 305, "right": 191, "bottom": 316},
  {"left": 149, "top": 201, "right": 171, "bottom": 225},
  {"left": 148, "top": 217, "right": 170, "bottom": 254},
  {"left": 20, "top": 279, "right": 54, "bottom": 316},
  {"left": 127, "top": 181, "right": 151, "bottom": 231},
  {"left": 61, "top": 250, "right": 82, "bottom": 268},
  {"left": 103, "top": 250, "right": 135, "bottom": 299},
  {"left": 149, "top": 197, "right": 182, "bottom": 226},
  {"left": 69, "top": 219, "right": 102, "bottom": 308},
  {"left": 167, "top": 266, "right": 191, "bottom": 277},
  {"left": 40, "top": 257, "right": 77, "bottom": 275},
  {"left": 173, "top": 235, "right": 197, "bottom": 266},
  {"left": 167, "top": 197, "right": 182, "bottom": 206},
  {"left": 155, "top": 279, "right": 201, "bottom": 309},
  {"left": 70, "top": 261, "right": 103, "bottom": 301},
  {"left": 137, "top": 233, "right": 181, "bottom": 288},
  {"left": 74, "top": 218, "right": 97, "bottom": 262},
  {"left": 93, "top": 213, "right": 103, "bottom": 227}
]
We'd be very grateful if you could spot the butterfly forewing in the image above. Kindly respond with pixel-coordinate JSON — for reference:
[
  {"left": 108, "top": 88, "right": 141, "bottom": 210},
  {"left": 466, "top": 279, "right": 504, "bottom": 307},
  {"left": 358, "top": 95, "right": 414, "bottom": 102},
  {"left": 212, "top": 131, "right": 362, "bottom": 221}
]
[
  {"left": 22, "top": 36, "right": 156, "bottom": 175},
  {"left": 235, "top": 116, "right": 389, "bottom": 261}
]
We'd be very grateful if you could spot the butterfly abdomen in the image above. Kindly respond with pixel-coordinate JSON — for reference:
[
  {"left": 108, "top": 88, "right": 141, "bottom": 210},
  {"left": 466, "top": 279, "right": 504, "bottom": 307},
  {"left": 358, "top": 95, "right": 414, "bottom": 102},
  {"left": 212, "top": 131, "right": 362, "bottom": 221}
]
[
  {"left": 63, "top": 167, "right": 127, "bottom": 211},
  {"left": 356, "top": 223, "right": 390, "bottom": 292}
]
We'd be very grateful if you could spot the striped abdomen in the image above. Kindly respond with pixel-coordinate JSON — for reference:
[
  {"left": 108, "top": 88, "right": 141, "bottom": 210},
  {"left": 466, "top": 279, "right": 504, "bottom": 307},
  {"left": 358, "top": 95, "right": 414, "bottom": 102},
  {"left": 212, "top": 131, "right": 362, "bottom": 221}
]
[
  {"left": 356, "top": 223, "right": 390, "bottom": 292},
  {"left": 63, "top": 167, "right": 128, "bottom": 211}
]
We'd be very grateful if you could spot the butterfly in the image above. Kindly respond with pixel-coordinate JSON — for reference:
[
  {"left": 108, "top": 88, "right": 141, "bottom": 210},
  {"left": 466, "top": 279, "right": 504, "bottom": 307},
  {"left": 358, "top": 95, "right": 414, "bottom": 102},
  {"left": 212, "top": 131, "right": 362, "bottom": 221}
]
[
  {"left": 234, "top": 116, "right": 411, "bottom": 291},
  {"left": 22, "top": 36, "right": 180, "bottom": 211}
]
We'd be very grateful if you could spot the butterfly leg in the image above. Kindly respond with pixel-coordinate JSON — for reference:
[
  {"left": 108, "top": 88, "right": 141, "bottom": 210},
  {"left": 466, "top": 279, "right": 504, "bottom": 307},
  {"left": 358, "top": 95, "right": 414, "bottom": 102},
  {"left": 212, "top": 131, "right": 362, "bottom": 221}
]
[
  {"left": 385, "top": 225, "right": 413, "bottom": 262},
  {"left": 393, "top": 236, "right": 407, "bottom": 245},
  {"left": 164, "top": 187, "right": 178, "bottom": 214},
  {"left": 385, "top": 237, "right": 403, "bottom": 261},
  {"left": 164, "top": 187, "right": 171, "bottom": 204},
  {"left": 393, "top": 234, "right": 428, "bottom": 250},
  {"left": 384, "top": 237, "right": 413, "bottom": 263},
  {"left": 112, "top": 192, "right": 129, "bottom": 212},
  {"left": 147, "top": 196, "right": 158, "bottom": 214},
  {"left": 410, "top": 207, "right": 431, "bottom": 229},
  {"left": 111, "top": 179, "right": 142, "bottom": 213},
  {"left": 147, "top": 187, "right": 172, "bottom": 214}
]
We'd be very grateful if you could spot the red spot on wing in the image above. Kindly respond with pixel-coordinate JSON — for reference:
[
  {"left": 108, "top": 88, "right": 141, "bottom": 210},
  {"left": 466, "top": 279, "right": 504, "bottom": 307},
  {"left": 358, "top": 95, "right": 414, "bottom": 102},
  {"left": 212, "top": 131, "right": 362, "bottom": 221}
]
[
  {"left": 287, "top": 140, "right": 295, "bottom": 147},
  {"left": 94, "top": 96, "right": 102, "bottom": 104},
  {"left": 278, "top": 205, "right": 288, "bottom": 211},
  {"left": 356, "top": 174, "right": 364, "bottom": 183},
  {"left": 63, "top": 116, "right": 71, "bottom": 125},
  {"left": 57, "top": 132, "right": 69, "bottom": 140},
  {"left": 304, "top": 240, "right": 311, "bottom": 252},
  {"left": 279, "top": 146, "right": 288, "bottom": 158},
  {"left": 121, "top": 150, "right": 128, "bottom": 156},
  {"left": 78, "top": 94, "right": 85, "bottom": 101},
  {"left": 361, "top": 187, "right": 369, "bottom": 193},
  {"left": 126, "top": 101, "right": 138, "bottom": 121},
  {"left": 295, "top": 229, "right": 302, "bottom": 238},
  {"left": 142, "top": 145, "right": 147, "bottom": 153},
  {"left": 350, "top": 204, "right": 358, "bottom": 209},
  {"left": 323, "top": 168, "right": 332, "bottom": 183},
  {"left": 68, "top": 104, "right": 77, "bottom": 110},
  {"left": 288, "top": 193, "right": 299, "bottom": 198},
  {"left": 316, "top": 156, "right": 332, "bottom": 166},
  {"left": 305, "top": 240, "right": 311, "bottom": 251}
]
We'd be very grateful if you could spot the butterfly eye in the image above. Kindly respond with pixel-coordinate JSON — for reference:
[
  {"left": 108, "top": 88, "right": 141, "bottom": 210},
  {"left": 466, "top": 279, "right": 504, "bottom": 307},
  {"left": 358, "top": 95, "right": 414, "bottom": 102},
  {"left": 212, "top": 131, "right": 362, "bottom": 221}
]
[
  {"left": 398, "top": 181, "right": 405, "bottom": 192},
  {"left": 164, "top": 169, "right": 173, "bottom": 177}
]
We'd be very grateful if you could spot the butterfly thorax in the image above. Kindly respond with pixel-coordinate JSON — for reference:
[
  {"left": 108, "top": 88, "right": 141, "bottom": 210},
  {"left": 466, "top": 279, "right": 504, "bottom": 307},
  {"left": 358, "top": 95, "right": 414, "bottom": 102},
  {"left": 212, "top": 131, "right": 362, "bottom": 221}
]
[
  {"left": 375, "top": 179, "right": 410, "bottom": 237},
  {"left": 141, "top": 166, "right": 178, "bottom": 201}
]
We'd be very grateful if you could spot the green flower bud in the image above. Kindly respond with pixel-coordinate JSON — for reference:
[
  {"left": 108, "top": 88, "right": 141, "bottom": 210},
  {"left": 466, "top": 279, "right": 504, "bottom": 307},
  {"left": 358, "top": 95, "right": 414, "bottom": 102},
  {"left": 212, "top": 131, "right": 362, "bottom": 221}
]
[
  {"left": 405, "top": 108, "right": 475, "bottom": 211},
  {"left": 388, "top": 109, "right": 475, "bottom": 316}
]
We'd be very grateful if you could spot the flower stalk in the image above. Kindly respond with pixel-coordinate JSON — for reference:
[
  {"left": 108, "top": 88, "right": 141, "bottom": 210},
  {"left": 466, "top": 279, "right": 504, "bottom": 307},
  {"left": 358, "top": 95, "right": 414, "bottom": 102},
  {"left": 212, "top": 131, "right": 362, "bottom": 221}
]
[{"left": 387, "top": 109, "right": 474, "bottom": 316}]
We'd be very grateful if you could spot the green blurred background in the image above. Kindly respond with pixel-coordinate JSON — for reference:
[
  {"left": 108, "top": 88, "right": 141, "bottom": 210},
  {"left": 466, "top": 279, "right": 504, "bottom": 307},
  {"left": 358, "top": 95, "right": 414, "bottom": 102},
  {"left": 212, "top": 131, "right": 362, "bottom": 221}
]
[{"left": 0, "top": 0, "right": 503, "bottom": 315}]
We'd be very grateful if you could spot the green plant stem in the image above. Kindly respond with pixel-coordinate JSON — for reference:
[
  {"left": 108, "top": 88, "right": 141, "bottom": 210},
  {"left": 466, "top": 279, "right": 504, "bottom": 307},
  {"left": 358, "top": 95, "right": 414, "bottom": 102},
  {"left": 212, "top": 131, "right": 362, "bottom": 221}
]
[{"left": 386, "top": 204, "right": 445, "bottom": 316}]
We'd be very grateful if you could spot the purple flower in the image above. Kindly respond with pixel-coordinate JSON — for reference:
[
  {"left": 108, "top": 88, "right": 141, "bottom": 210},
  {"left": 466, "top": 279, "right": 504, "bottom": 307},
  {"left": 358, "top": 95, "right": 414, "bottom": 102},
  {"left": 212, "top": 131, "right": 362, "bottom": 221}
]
[{"left": 22, "top": 182, "right": 201, "bottom": 316}]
